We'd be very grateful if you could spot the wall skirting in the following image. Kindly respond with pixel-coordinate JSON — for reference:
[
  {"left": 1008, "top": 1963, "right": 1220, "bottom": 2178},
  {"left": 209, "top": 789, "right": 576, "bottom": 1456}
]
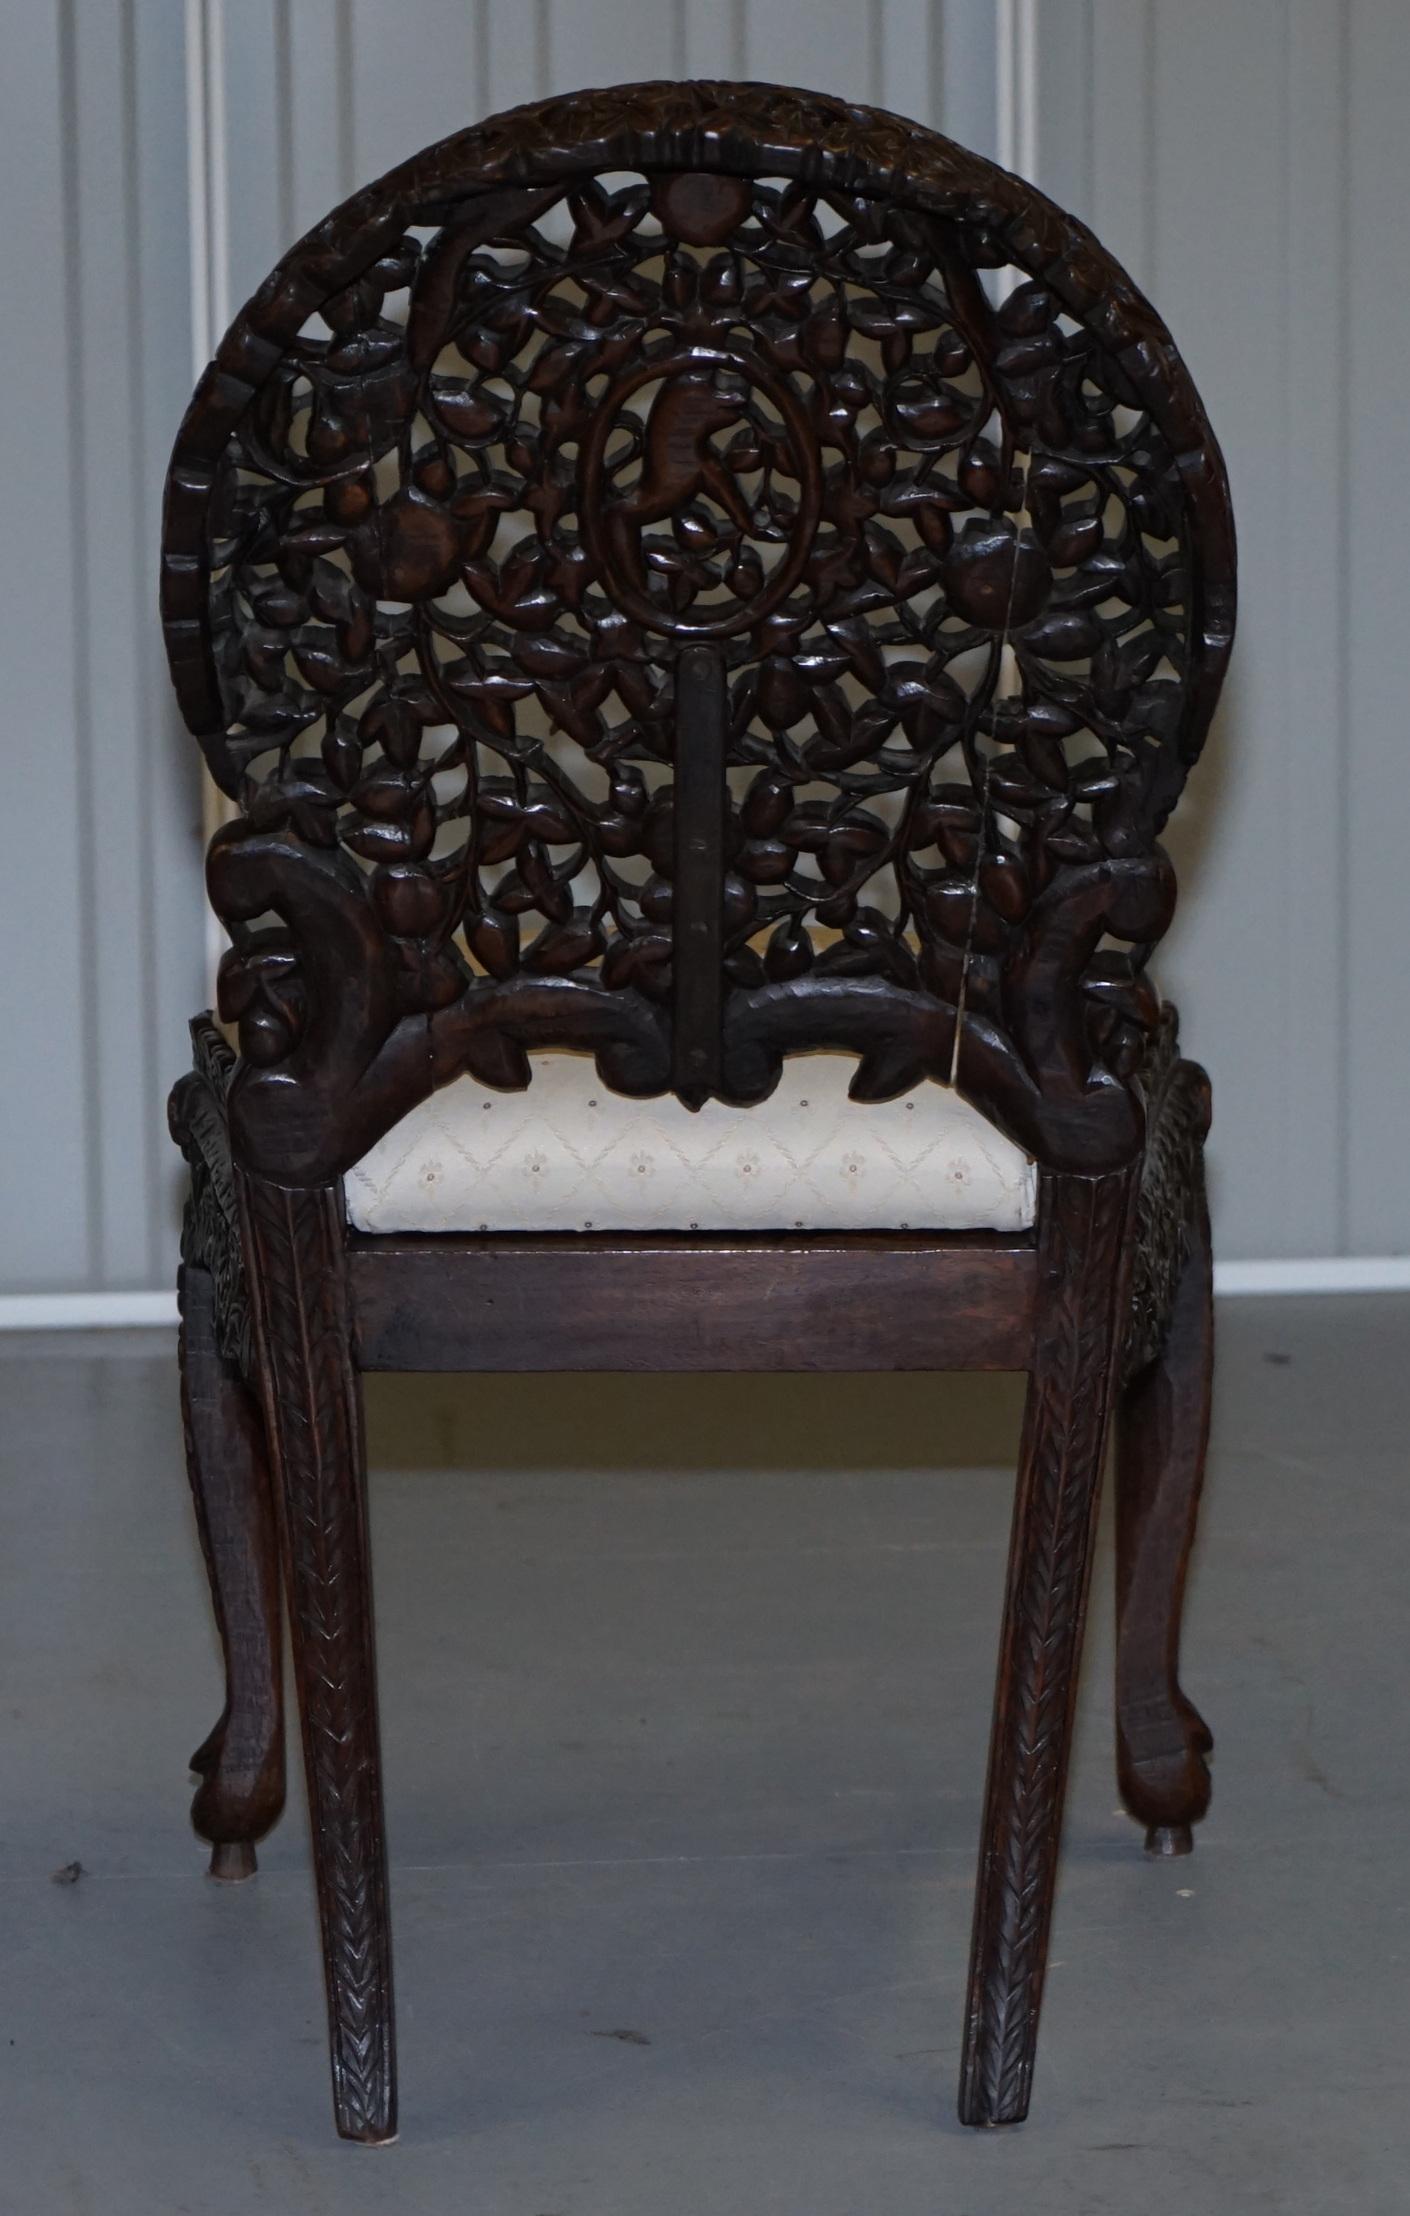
[
  {"left": 4, "top": 1259, "right": 1409, "bottom": 1331},
  {"left": 1213, "top": 1258, "right": 1410, "bottom": 1296},
  {"left": 0, "top": 1292, "right": 184, "bottom": 1329}
]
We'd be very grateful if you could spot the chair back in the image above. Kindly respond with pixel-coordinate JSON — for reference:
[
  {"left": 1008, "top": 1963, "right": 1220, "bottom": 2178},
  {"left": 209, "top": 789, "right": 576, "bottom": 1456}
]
[{"left": 161, "top": 80, "right": 1234, "bottom": 1187}]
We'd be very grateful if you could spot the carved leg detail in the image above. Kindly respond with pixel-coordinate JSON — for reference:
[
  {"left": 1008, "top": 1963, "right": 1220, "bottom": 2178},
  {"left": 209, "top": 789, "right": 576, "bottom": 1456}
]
[
  {"left": 179, "top": 1259, "right": 285, "bottom": 1880},
  {"left": 240, "top": 1171, "right": 396, "bottom": 2147},
  {"left": 1116, "top": 1159, "right": 1214, "bottom": 1857},
  {"left": 959, "top": 1168, "right": 1134, "bottom": 2129}
]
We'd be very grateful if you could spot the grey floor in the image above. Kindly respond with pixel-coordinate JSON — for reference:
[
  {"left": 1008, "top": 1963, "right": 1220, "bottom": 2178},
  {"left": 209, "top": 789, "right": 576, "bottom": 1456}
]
[{"left": 1, "top": 1297, "right": 1408, "bottom": 2214}]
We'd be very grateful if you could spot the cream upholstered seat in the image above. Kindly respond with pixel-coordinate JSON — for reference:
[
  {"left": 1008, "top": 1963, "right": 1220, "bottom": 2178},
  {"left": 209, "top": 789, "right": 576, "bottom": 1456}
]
[{"left": 345, "top": 1053, "right": 1036, "bottom": 1235}]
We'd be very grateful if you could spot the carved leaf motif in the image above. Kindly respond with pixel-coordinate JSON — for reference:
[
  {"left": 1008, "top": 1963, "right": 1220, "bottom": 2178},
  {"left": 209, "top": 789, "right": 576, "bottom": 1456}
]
[
  {"left": 238, "top": 1174, "right": 395, "bottom": 2142},
  {"left": 162, "top": 83, "right": 1232, "bottom": 1173}
]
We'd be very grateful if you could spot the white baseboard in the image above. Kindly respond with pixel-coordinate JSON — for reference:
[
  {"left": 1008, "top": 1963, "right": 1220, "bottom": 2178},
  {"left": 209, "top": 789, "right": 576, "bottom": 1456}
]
[
  {"left": 1213, "top": 1257, "right": 1410, "bottom": 1295},
  {"left": 3, "top": 1258, "right": 1410, "bottom": 1330},
  {"left": 0, "top": 1292, "right": 181, "bottom": 1330}
]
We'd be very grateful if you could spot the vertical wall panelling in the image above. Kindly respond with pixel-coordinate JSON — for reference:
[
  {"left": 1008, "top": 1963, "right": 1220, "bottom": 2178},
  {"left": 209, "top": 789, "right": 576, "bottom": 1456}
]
[
  {"left": 25, "top": 0, "right": 1399, "bottom": 1299},
  {"left": 936, "top": 0, "right": 999, "bottom": 159},
  {"left": 995, "top": 0, "right": 1037, "bottom": 179},
  {"left": 286, "top": 0, "right": 355, "bottom": 230},
  {"left": 680, "top": 0, "right": 744, "bottom": 78},
  {"left": 1281, "top": 1, "right": 1350, "bottom": 1251},
  {"left": 216, "top": 0, "right": 285, "bottom": 310},
  {"left": 0, "top": 0, "right": 199, "bottom": 1297},
  {"left": 347, "top": 0, "right": 483, "bottom": 184},
  {"left": 1030, "top": 0, "right": 1093, "bottom": 219},
  {"left": 131, "top": 4, "right": 208, "bottom": 1284},
  {"left": 484, "top": 0, "right": 546, "bottom": 116},
  {"left": 72, "top": 0, "right": 154, "bottom": 1283},
  {"left": 1345, "top": 1, "right": 1410, "bottom": 1252},
  {"left": 1143, "top": 0, "right": 1344, "bottom": 1259},
  {"left": 2, "top": 0, "right": 90, "bottom": 1286},
  {"left": 876, "top": 0, "right": 935, "bottom": 124},
  {"left": 742, "top": 0, "right": 876, "bottom": 103},
  {"left": 1028, "top": 0, "right": 1360, "bottom": 1260},
  {"left": 1085, "top": 0, "right": 1152, "bottom": 279},
  {"left": 185, "top": 0, "right": 229, "bottom": 373},
  {"left": 548, "top": 0, "right": 679, "bottom": 95}
]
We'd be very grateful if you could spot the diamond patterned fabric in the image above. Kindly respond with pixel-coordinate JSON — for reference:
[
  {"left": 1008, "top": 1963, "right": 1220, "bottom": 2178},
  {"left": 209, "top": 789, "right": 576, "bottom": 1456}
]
[{"left": 345, "top": 1055, "right": 1036, "bottom": 1234}]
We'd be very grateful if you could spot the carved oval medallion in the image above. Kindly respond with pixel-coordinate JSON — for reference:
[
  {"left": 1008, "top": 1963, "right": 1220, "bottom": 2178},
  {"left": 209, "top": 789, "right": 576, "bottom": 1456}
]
[{"left": 579, "top": 347, "right": 821, "bottom": 639}]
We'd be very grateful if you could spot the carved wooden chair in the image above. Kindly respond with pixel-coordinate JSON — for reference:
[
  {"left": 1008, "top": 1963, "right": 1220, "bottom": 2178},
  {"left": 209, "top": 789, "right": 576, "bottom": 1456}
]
[{"left": 162, "top": 80, "right": 1234, "bottom": 2145}]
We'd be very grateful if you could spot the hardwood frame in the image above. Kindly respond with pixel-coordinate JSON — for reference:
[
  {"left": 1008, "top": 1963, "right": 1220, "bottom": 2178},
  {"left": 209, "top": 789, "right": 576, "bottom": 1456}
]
[
  {"left": 168, "top": 1005, "right": 1215, "bottom": 2141},
  {"left": 161, "top": 80, "right": 1233, "bottom": 2143}
]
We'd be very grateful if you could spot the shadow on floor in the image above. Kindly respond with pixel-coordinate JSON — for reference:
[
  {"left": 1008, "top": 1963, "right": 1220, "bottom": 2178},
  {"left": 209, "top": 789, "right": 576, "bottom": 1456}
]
[{"left": 364, "top": 1368, "right": 1030, "bottom": 1475}]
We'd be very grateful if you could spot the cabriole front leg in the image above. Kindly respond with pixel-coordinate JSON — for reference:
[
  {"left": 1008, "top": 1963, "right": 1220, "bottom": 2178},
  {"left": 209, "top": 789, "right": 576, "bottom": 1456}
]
[
  {"left": 170, "top": 1022, "right": 286, "bottom": 1879},
  {"left": 1116, "top": 1045, "right": 1215, "bottom": 1856},
  {"left": 178, "top": 1259, "right": 286, "bottom": 1879}
]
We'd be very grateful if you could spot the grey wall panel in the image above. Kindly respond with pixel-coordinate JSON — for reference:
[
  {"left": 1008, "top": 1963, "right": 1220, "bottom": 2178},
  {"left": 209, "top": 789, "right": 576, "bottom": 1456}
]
[
  {"left": 549, "top": 0, "right": 680, "bottom": 91},
  {"left": 71, "top": 0, "right": 155, "bottom": 1284},
  {"left": 680, "top": 1, "right": 744, "bottom": 77},
  {"left": 1031, "top": 0, "right": 1365, "bottom": 1259},
  {"left": 348, "top": 0, "right": 484, "bottom": 181},
  {"left": 936, "top": 0, "right": 998, "bottom": 158},
  {"left": 1, "top": 0, "right": 90, "bottom": 1287},
  {"left": 132, "top": 3, "right": 208, "bottom": 1287},
  {"left": 285, "top": 0, "right": 355, "bottom": 225},
  {"left": 16, "top": 0, "right": 1390, "bottom": 1296},
  {"left": 484, "top": 2, "right": 545, "bottom": 114},
  {"left": 1140, "top": 0, "right": 1332, "bottom": 1261},
  {"left": 219, "top": 0, "right": 286, "bottom": 309},
  {"left": 0, "top": 0, "right": 200, "bottom": 1296},
  {"left": 1346, "top": 1, "right": 1410, "bottom": 1252},
  {"left": 742, "top": 0, "right": 876, "bottom": 100},
  {"left": 194, "top": 0, "right": 1388, "bottom": 1274}
]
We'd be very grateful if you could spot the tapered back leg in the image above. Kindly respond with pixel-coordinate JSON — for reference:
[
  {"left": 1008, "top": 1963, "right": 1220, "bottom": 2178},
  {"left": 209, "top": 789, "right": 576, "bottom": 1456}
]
[
  {"left": 1116, "top": 1077, "right": 1215, "bottom": 1856},
  {"left": 177, "top": 1258, "right": 286, "bottom": 1880},
  {"left": 239, "top": 1173, "right": 397, "bottom": 2146},
  {"left": 959, "top": 1168, "right": 1134, "bottom": 2127}
]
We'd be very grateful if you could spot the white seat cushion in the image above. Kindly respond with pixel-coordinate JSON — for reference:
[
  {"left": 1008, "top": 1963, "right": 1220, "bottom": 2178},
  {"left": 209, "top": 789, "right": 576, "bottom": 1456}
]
[{"left": 345, "top": 1054, "right": 1036, "bottom": 1235}]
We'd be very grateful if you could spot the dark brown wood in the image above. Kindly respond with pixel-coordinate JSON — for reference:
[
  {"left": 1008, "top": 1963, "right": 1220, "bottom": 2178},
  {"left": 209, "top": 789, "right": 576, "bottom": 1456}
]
[
  {"left": 161, "top": 79, "right": 1235, "bottom": 1194},
  {"left": 177, "top": 1259, "right": 285, "bottom": 1880},
  {"left": 350, "top": 1230, "right": 1037, "bottom": 1374},
  {"left": 672, "top": 644, "right": 727, "bottom": 1105},
  {"left": 238, "top": 1172, "right": 396, "bottom": 2145},
  {"left": 168, "top": 1016, "right": 255, "bottom": 1382},
  {"left": 960, "top": 1166, "right": 1134, "bottom": 2127},
  {"left": 1116, "top": 1046, "right": 1215, "bottom": 1856},
  {"left": 161, "top": 78, "right": 1237, "bottom": 2144},
  {"left": 169, "top": 1017, "right": 284, "bottom": 1877}
]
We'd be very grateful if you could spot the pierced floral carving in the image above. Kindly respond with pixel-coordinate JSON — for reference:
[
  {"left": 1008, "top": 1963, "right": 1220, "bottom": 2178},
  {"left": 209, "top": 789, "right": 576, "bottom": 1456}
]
[{"left": 163, "top": 82, "right": 1234, "bottom": 1184}]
